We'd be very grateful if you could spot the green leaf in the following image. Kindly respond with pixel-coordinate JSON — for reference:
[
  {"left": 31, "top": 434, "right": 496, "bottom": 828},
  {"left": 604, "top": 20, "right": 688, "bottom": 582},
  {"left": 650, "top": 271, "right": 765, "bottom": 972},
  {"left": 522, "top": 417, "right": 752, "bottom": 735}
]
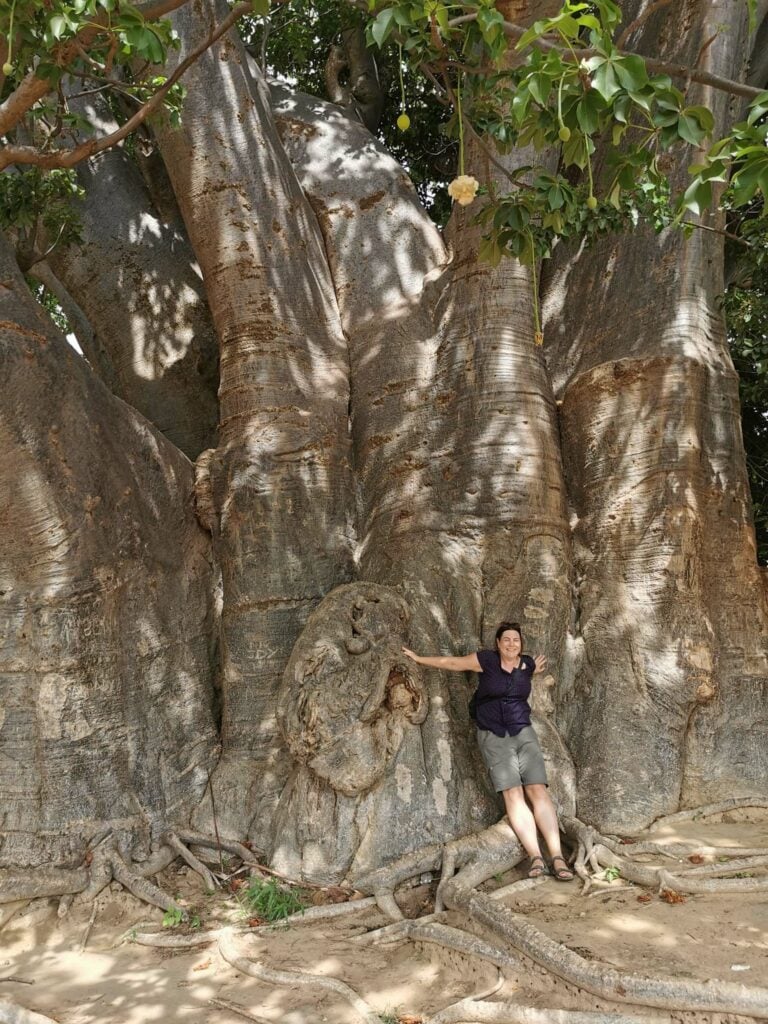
[
  {"left": 370, "top": 7, "right": 396, "bottom": 48},
  {"left": 515, "top": 19, "right": 546, "bottom": 50},
  {"left": 528, "top": 73, "right": 551, "bottom": 107},
  {"left": 576, "top": 90, "right": 602, "bottom": 134},
  {"left": 684, "top": 105, "right": 715, "bottom": 133},
  {"left": 747, "top": 90, "right": 768, "bottom": 126},
  {"left": 591, "top": 61, "right": 620, "bottom": 101},
  {"left": 614, "top": 55, "right": 648, "bottom": 92},
  {"left": 681, "top": 178, "right": 712, "bottom": 216},
  {"left": 48, "top": 14, "right": 69, "bottom": 40},
  {"left": 677, "top": 113, "right": 707, "bottom": 146}
]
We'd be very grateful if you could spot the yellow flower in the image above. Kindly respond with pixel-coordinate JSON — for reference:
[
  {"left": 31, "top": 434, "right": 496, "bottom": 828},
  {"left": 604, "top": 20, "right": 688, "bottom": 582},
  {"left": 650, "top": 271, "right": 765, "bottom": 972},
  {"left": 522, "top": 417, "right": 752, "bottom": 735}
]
[
  {"left": 447, "top": 174, "right": 479, "bottom": 207},
  {"left": 397, "top": 112, "right": 411, "bottom": 132}
]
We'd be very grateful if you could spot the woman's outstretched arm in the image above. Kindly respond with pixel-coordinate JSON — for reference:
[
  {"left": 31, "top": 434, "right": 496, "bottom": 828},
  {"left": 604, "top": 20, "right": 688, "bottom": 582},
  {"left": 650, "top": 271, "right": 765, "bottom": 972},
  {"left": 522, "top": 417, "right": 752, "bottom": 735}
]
[{"left": 402, "top": 648, "right": 482, "bottom": 673}]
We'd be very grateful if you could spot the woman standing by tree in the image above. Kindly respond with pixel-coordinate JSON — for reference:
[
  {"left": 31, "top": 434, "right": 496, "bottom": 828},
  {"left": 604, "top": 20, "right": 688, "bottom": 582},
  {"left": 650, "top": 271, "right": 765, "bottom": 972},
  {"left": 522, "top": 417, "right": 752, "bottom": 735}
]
[{"left": 403, "top": 622, "right": 574, "bottom": 880}]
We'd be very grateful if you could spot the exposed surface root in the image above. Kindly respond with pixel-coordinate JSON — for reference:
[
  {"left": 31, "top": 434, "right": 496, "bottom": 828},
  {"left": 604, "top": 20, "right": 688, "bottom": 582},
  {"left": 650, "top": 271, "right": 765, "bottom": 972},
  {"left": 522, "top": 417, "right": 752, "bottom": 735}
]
[
  {"left": 677, "top": 853, "right": 768, "bottom": 877},
  {"left": 648, "top": 798, "right": 768, "bottom": 832},
  {"left": 0, "top": 999, "right": 59, "bottom": 1024},
  {"left": 444, "top": 876, "right": 768, "bottom": 1016},
  {"left": 209, "top": 996, "right": 272, "bottom": 1024},
  {"left": 594, "top": 845, "right": 768, "bottom": 894},
  {"left": 108, "top": 850, "right": 184, "bottom": 915},
  {"left": 131, "top": 896, "right": 378, "bottom": 948},
  {"left": 427, "top": 1001, "right": 666, "bottom": 1024},
  {"left": 176, "top": 830, "right": 263, "bottom": 866},
  {"left": 163, "top": 831, "right": 218, "bottom": 891},
  {"left": 355, "top": 912, "right": 440, "bottom": 945},
  {"left": 390, "top": 921, "right": 521, "bottom": 971},
  {"left": 0, "top": 867, "right": 88, "bottom": 904},
  {"left": 375, "top": 891, "right": 404, "bottom": 920},
  {"left": 217, "top": 929, "right": 381, "bottom": 1024}
]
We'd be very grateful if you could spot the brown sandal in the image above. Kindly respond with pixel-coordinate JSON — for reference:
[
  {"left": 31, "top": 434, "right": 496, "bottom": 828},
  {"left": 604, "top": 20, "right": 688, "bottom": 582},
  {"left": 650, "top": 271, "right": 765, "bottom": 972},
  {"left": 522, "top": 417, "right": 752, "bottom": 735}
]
[
  {"left": 527, "top": 855, "right": 547, "bottom": 878},
  {"left": 551, "top": 855, "right": 574, "bottom": 881}
]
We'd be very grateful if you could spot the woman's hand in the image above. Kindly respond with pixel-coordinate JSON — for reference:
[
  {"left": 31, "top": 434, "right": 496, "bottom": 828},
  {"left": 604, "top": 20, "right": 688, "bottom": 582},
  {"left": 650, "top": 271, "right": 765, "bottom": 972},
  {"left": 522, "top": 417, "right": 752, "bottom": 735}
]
[
  {"left": 533, "top": 654, "right": 548, "bottom": 675},
  {"left": 402, "top": 647, "right": 421, "bottom": 664}
]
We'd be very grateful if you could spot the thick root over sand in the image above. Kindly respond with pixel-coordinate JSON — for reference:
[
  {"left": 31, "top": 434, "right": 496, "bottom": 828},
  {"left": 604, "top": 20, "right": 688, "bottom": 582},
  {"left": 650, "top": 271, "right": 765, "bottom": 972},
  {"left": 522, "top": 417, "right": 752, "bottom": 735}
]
[{"left": 348, "top": 812, "right": 768, "bottom": 1019}]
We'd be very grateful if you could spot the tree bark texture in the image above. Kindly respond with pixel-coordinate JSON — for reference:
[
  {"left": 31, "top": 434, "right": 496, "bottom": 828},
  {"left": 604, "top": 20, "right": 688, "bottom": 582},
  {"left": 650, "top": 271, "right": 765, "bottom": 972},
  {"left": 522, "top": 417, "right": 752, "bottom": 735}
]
[
  {"left": 0, "top": 234, "right": 219, "bottom": 868},
  {"left": 542, "top": 0, "right": 768, "bottom": 831},
  {"left": 45, "top": 98, "right": 219, "bottom": 460},
  {"left": 3, "top": 0, "right": 767, "bottom": 880},
  {"left": 156, "top": 0, "right": 357, "bottom": 846},
  {"left": 270, "top": 87, "right": 576, "bottom": 880}
]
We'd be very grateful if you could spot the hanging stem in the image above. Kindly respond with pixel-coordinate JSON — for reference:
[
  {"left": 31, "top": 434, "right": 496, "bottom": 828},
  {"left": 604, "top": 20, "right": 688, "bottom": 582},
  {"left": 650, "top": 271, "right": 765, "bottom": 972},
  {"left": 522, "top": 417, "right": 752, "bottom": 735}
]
[
  {"left": 5, "top": 0, "right": 17, "bottom": 69},
  {"left": 456, "top": 71, "right": 465, "bottom": 175},
  {"left": 525, "top": 228, "right": 543, "bottom": 345},
  {"left": 398, "top": 43, "right": 406, "bottom": 112}
]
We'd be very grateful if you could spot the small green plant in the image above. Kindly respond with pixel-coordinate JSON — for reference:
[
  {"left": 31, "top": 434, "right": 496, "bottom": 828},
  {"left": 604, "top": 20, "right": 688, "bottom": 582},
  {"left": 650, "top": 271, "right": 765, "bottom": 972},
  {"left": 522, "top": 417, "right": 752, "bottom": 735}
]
[
  {"left": 162, "top": 906, "right": 185, "bottom": 928},
  {"left": 241, "top": 876, "right": 307, "bottom": 922},
  {"left": 378, "top": 1012, "right": 400, "bottom": 1024},
  {"left": 603, "top": 865, "right": 621, "bottom": 882}
]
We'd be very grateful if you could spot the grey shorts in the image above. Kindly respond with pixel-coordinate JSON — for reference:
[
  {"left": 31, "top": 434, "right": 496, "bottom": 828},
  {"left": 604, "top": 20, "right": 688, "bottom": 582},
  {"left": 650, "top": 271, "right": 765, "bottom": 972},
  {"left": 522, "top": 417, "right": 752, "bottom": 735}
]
[{"left": 476, "top": 725, "right": 548, "bottom": 792}]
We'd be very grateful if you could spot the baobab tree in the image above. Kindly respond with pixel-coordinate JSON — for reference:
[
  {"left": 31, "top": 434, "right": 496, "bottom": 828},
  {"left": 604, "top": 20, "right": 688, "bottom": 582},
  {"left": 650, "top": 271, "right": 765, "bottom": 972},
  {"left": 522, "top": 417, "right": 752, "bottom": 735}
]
[{"left": 1, "top": 0, "right": 767, "bottom": 931}]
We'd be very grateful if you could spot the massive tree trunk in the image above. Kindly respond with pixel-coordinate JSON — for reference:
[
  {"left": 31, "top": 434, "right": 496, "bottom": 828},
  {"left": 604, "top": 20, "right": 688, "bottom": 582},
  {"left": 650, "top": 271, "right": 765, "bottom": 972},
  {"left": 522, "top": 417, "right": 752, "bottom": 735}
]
[
  {"left": 155, "top": 0, "right": 357, "bottom": 847},
  {"left": 2, "top": 0, "right": 767, "bottom": 886},
  {"left": 542, "top": 0, "right": 768, "bottom": 831},
  {"left": 43, "top": 99, "right": 219, "bottom": 460},
  {"left": 0, "top": 234, "right": 218, "bottom": 868},
  {"left": 267, "top": 87, "right": 575, "bottom": 881}
]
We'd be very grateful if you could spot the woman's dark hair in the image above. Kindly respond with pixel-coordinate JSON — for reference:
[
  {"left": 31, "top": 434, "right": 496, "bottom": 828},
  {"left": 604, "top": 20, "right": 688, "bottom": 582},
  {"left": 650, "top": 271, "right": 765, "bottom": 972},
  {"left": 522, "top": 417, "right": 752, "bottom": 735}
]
[{"left": 495, "top": 621, "right": 523, "bottom": 647}]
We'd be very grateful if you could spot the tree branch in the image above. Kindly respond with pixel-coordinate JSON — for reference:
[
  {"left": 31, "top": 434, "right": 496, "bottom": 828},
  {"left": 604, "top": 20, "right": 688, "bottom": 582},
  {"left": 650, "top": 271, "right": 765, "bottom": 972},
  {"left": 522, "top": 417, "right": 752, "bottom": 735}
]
[
  {"left": 616, "top": 0, "right": 675, "bottom": 50},
  {"left": 447, "top": 13, "right": 765, "bottom": 100},
  {"left": 0, "top": 0, "right": 195, "bottom": 138},
  {"left": 0, "top": 2, "right": 252, "bottom": 172}
]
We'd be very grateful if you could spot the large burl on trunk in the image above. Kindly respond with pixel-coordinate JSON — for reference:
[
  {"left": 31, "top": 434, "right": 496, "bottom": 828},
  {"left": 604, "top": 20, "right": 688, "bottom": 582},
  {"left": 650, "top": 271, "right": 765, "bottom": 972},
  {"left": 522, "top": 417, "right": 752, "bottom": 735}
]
[{"left": 0, "top": 235, "right": 218, "bottom": 869}]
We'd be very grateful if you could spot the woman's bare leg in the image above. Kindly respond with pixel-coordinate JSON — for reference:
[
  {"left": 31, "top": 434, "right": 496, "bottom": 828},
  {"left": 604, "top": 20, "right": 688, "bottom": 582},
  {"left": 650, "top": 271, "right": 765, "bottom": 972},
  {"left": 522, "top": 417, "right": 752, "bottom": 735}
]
[
  {"left": 524, "top": 783, "right": 563, "bottom": 859},
  {"left": 501, "top": 786, "right": 542, "bottom": 860}
]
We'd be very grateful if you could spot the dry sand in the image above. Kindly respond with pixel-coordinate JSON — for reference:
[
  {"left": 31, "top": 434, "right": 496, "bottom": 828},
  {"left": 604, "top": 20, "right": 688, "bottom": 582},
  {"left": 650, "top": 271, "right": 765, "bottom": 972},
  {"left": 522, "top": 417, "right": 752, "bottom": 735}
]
[{"left": 2, "top": 814, "right": 767, "bottom": 1024}]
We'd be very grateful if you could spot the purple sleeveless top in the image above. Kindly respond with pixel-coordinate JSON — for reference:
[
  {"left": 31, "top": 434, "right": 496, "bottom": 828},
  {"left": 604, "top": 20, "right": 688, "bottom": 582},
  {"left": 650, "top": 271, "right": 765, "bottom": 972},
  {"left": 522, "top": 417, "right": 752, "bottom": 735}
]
[{"left": 474, "top": 649, "right": 535, "bottom": 737}]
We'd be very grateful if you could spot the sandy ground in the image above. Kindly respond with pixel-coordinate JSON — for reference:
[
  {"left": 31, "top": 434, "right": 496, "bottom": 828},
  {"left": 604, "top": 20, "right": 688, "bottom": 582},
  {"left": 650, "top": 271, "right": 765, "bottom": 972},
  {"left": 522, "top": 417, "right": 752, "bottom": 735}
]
[{"left": 2, "top": 814, "right": 768, "bottom": 1024}]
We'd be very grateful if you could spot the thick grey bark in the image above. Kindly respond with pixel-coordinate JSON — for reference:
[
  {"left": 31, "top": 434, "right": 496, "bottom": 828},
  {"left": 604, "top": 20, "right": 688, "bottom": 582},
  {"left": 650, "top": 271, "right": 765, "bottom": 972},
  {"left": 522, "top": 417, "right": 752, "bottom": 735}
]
[
  {"left": 542, "top": 0, "right": 768, "bottom": 831},
  {"left": 270, "top": 87, "right": 575, "bottom": 881},
  {"left": 323, "top": 23, "right": 385, "bottom": 133},
  {"left": 0, "top": 234, "right": 219, "bottom": 868},
  {"left": 46, "top": 98, "right": 219, "bottom": 460},
  {"left": 156, "top": 0, "right": 356, "bottom": 846}
]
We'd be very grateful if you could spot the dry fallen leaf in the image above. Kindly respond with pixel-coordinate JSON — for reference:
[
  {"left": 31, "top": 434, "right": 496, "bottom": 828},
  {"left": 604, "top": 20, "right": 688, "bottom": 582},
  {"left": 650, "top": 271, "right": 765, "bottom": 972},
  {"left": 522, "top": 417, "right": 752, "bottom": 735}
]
[
  {"left": 397, "top": 1015, "right": 424, "bottom": 1024},
  {"left": 325, "top": 885, "right": 352, "bottom": 903},
  {"left": 247, "top": 917, "right": 263, "bottom": 928},
  {"left": 193, "top": 960, "right": 211, "bottom": 972},
  {"left": 660, "top": 889, "right": 686, "bottom": 904},
  {"left": 636, "top": 892, "right": 653, "bottom": 904},
  {"left": 687, "top": 854, "right": 705, "bottom": 864}
]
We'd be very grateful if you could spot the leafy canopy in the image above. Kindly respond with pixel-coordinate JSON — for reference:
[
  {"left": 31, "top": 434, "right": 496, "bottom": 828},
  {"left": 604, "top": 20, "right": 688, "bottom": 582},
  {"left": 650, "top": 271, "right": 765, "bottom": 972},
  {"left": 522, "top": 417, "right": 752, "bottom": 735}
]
[{"left": 365, "top": 0, "right": 768, "bottom": 265}]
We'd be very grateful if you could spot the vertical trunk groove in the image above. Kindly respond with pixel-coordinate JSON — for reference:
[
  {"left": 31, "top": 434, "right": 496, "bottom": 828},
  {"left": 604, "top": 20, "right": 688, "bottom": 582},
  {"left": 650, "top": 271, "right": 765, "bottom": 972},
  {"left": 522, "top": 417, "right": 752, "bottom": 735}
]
[{"left": 156, "top": 1, "right": 357, "bottom": 845}]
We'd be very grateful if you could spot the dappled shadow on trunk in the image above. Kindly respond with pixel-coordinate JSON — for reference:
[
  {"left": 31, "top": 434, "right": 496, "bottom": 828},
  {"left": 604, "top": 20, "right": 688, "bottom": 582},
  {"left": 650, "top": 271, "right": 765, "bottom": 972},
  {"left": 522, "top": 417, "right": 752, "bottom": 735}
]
[
  {"left": 540, "top": 0, "right": 768, "bottom": 832},
  {"left": 0, "top": 235, "right": 219, "bottom": 869},
  {"left": 270, "top": 87, "right": 576, "bottom": 880},
  {"left": 156, "top": 0, "right": 358, "bottom": 848},
  {"left": 43, "top": 97, "right": 219, "bottom": 460}
]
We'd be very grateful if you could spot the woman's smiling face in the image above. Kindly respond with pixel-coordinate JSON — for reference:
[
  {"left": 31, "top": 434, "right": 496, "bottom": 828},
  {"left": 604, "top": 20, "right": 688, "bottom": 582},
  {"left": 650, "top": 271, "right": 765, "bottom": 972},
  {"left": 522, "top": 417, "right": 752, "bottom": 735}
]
[{"left": 497, "top": 629, "right": 522, "bottom": 659}]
